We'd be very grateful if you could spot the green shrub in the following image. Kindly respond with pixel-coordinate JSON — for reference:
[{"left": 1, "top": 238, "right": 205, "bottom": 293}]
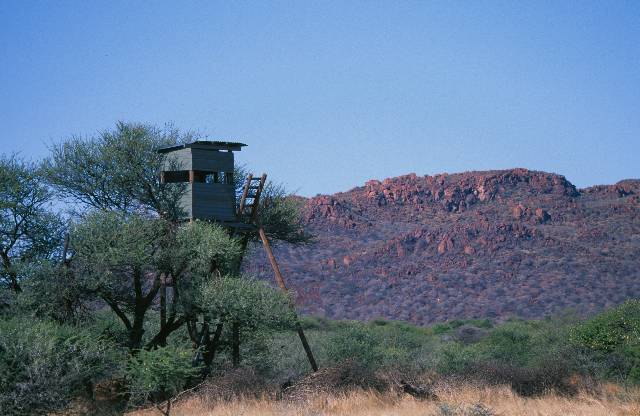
[
  {"left": 298, "top": 315, "right": 331, "bottom": 330},
  {"left": 432, "top": 323, "right": 453, "bottom": 335},
  {"left": 571, "top": 300, "right": 640, "bottom": 353},
  {"left": 125, "top": 345, "right": 200, "bottom": 414},
  {"left": 326, "top": 323, "right": 385, "bottom": 367},
  {"left": 325, "top": 321, "right": 428, "bottom": 370},
  {"left": 199, "top": 276, "right": 296, "bottom": 331},
  {"left": 476, "top": 322, "right": 535, "bottom": 367},
  {"left": 0, "top": 317, "right": 121, "bottom": 415},
  {"left": 571, "top": 300, "right": 640, "bottom": 383},
  {"left": 432, "top": 319, "right": 493, "bottom": 335},
  {"left": 436, "top": 342, "right": 477, "bottom": 374}
]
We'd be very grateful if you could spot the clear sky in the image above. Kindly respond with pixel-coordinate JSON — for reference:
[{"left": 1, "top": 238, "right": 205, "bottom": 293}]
[{"left": 1, "top": 1, "right": 638, "bottom": 196}]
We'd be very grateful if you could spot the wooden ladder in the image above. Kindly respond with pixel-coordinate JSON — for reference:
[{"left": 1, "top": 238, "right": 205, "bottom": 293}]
[{"left": 237, "top": 173, "right": 267, "bottom": 223}]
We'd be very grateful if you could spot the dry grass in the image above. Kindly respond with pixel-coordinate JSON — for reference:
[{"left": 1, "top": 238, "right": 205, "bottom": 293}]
[{"left": 129, "top": 383, "right": 640, "bottom": 416}]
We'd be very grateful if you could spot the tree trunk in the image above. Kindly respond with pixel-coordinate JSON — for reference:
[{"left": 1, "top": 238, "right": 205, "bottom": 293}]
[
  {"left": 232, "top": 321, "right": 240, "bottom": 367},
  {"left": 129, "top": 311, "right": 146, "bottom": 351},
  {"left": 0, "top": 252, "right": 20, "bottom": 293},
  {"left": 159, "top": 273, "right": 167, "bottom": 346},
  {"left": 203, "top": 323, "right": 224, "bottom": 370}
]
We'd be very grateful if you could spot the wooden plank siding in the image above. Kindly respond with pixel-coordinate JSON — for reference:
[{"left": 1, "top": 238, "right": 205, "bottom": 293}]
[
  {"left": 191, "top": 183, "right": 236, "bottom": 221},
  {"left": 161, "top": 148, "right": 191, "bottom": 171},
  {"left": 176, "top": 183, "right": 236, "bottom": 221},
  {"left": 160, "top": 148, "right": 234, "bottom": 172},
  {"left": 160, "top": 145, "right": 238, "bottom": 222}
]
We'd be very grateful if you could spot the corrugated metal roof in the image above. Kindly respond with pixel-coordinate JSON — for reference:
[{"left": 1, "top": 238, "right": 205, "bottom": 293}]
[{"left": 157, "top": 140, "right": 247, "bottom": 153}]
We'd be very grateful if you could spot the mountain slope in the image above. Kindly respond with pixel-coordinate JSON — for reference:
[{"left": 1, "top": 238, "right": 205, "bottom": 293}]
[{"left": 245, "top": 169, "right": 640, "bottom": 324}]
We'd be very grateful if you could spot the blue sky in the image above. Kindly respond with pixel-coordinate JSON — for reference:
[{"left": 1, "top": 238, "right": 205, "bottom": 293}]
[{"left": 1, "top": 1, "right": 638, "bottom": 196}]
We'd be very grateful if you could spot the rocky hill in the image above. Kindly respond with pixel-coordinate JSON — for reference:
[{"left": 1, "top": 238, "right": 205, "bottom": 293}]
[{"left": 244, "top": 169, "right": 640, "bottom": 325}]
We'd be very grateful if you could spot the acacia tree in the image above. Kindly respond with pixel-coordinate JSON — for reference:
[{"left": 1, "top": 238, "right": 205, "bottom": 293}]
[
  {"left": 43, "top": 122, "right": 193, "bottom": 219},
  {"left": 70, "top": 211, "right": 240, "bottom": 351},
  {"left": 0, "top": 155, "right": 64, "bottom": 293}
]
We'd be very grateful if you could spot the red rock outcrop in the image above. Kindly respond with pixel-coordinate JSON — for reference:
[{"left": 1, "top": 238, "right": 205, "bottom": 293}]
[{"left": 245, "top": 169, "right": 640, "bottom": 325}]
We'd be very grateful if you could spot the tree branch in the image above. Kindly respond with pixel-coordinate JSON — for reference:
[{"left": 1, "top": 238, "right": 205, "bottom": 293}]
[
  {"left": 102, "top": 295, "right": 132, "bottom": 330},
  {"left": 145, "top": 315, "right": 188, "bottom": 350}
]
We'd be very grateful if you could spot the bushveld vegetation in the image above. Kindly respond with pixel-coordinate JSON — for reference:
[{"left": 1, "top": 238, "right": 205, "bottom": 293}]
[{"left": 0, "top": 123, "right": 638, "bottom": 415}]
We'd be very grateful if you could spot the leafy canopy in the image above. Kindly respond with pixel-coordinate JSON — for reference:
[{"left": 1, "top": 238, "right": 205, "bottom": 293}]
[
  {"left": 199, "top": 276, "right": 296, "bottom": 330},
  {"left": 0, "top": 155, "right": 64, "bottom": 292},
  {"left": 44, "top": 122, "right": 194, "bottom": 219},
  {"left": 68, "top": 211, "right": 243, "bottom": 350}
]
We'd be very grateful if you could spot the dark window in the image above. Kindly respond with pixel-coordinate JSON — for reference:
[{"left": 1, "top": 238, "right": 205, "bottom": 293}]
[
  {"left": 162, "top": 170, "right": 232, "bottom": 184},
  {"left": 162, "top": 171, "right": 189, "bottom": 183},
  {"left": 193, "top": 170, "right": 229, "bottom": 183},
  {"left": 193, "top": 171, "right": 219, "bottom": 183}
]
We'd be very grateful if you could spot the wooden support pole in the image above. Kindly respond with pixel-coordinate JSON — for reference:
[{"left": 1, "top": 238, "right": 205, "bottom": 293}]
[{"left": 258, "top": 227, "right": 319, "bottom": 372}]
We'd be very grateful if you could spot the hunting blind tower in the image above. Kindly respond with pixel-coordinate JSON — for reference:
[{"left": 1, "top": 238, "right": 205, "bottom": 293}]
[
  {"left": 158, "top": 140, "right": 245, "bottom": 222},
  {"left": 157, "top": 141, "right": 318, "bottom": 373}
]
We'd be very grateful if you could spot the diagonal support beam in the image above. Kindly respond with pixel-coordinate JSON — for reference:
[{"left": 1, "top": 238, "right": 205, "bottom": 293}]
[{"left": 258, "top": 226, "right": 318, "bottom": 372}]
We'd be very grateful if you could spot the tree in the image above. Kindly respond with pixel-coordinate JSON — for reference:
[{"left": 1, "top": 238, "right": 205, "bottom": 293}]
[
  {"left": 0, "top": 155, "right": 64, "bottom": 293},
  {"left": 69, "top": 211, "right": 241, "bottom": 352},
  {"left": 13, "top": 259, "right": 85, "bottom": 323},
  {"left": 194, "top": 276, "right": 298, "bottom": 370},
  {"left": 43, "top": 122, "right": 194, "bottom": 219},
  {"left": 199, "top": 277, "right": 296, "bottom": 331}
]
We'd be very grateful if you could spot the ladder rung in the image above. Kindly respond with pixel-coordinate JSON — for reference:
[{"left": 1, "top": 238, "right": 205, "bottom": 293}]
[{"left": 238, "top": 174, "right": 265, "bottom": 221}]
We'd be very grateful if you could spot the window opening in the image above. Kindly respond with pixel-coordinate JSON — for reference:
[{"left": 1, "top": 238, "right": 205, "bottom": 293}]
[{"left": 162, "top": 171, "right": 189, "bottom": 183}]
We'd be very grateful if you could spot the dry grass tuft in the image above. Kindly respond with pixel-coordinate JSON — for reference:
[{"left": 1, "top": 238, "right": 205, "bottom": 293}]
[{"left": 129, "top": 384, "right": 640, "bottom": 416}]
